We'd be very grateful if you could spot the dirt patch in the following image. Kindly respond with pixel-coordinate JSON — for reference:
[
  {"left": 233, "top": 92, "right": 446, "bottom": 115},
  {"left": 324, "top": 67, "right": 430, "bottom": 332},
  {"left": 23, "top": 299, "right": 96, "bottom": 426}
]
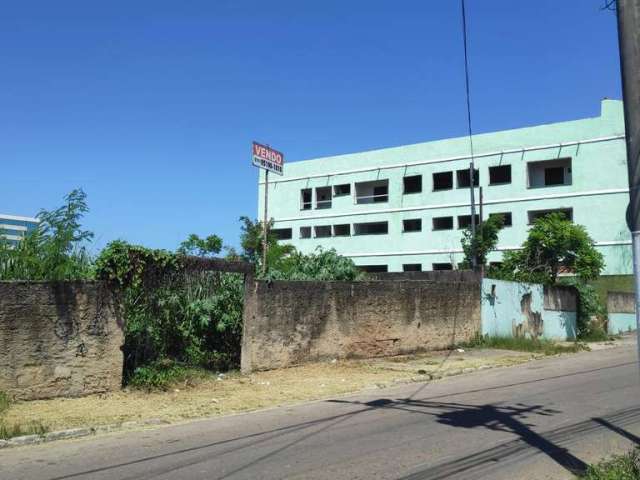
[{"left": 0, "top": 349, "right": 548, "bottom": 435}]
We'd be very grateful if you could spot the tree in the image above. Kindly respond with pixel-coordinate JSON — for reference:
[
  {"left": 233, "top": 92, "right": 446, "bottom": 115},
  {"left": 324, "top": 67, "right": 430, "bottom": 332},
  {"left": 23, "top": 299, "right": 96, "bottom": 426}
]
[
  {"left": 0, "top": 189, "right": 94, "bottom": 280},
  {"left": 460, "top": 214, "right": 505, "bottom": 270},
  {"left": 498, "top": 213, "right": 604, "bottom": 284},
  {"left": 238, "top": 216, "right": 294, "bottom": 270},
  {"left": 177, "top": 234, "right": 223, "bottom": 257}
]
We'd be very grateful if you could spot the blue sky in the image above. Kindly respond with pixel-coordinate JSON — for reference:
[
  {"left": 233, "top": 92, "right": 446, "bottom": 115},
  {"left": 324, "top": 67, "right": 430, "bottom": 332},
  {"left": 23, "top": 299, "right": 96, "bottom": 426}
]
[{"left": 0, "top": 0, "right": 621, "bottom": 252}]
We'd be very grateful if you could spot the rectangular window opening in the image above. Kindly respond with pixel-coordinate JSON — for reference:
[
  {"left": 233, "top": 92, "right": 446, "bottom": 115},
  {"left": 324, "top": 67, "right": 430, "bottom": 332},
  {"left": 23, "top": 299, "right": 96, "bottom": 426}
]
[
  {"left": 301, "top": 189, "right": 312, "bottom": 210},
  {"left": 527, "top": 158, "right": 572, "bottom": 188},
  {"left": 314, "top": 225, "right": 332, "bottom": 238},
  {"left": 403, "top": 218, "right": 422, "bottom": 232},
  {"left": 333, "top": 224, "right": 350, "bottom": 236},
  {"left": 299, "top": 226, "right": 311, "bottom": 239},
  {"left": 432, "top": 216, "right": 454, "bottom": 231},
  {"left": 457, "top": 168, "right": 480, "bottom": 188},
  {"left": 489, "top": 212, "right": 513, "bottom": 227},
  {"left": 355, "top": 180, "right": 389, "bottom": 204},
  {"left": 433, "top": 171, "right": 453, "bottom": 191},
  {"left": 333, "top": 184, "right": 351, "bottom": 196},
  {"left": 354, "top": 221, "right": 388, "bottom": 235},
  {"left": 315, "top": 186, "right": 332, "bottom": 209},
  {"left": 272, "top": 228, "right": 292, "bottom": 240},
  {"left": 432, "top": 263, "right": 453, "bottom": 271},
  {"left": 457, "top": 214, "right": 480, "bottom": 230},
  {"left": 403, "top": 263, "right": 422, "bottom": 272},
  {"left": 489, "top": 165, "right": 511, "bottom": 185},
  {"left": 358, "top": 265, "right": 388, "bottom": 273},
  {"left": 403, "top": 175, "right": 422, "bottom": 194},
  {"left": 528, "top": 208, "right": 573, "bottom": 224}
]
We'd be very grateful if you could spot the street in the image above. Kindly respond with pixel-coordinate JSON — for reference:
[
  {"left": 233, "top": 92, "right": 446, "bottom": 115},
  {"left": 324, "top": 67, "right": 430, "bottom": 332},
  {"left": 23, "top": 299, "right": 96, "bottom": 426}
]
[{"left": 2, "top": 344, "right": 640, "bottom": 480}]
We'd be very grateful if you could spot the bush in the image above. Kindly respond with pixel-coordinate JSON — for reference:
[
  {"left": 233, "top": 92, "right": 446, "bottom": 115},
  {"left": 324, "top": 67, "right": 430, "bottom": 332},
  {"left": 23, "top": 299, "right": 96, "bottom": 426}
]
[
  {"left": 95, "top": 241, "right": 244, "bottom": 380},
  {"left": 561, "top": 280, "right": 610, "bottom": 340},
  {"left": 0, "top": 189, "right": 94, "bottom": 281},
  {"left": 265, "top": 247, "right": 364, "bottom": 281},
  {"left": 582, "top": 448, "right": 640, "bottom": 479}
]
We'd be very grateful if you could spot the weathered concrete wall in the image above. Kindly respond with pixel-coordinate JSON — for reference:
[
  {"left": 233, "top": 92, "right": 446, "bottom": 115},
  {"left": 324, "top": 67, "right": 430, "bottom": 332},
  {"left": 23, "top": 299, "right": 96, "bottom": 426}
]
[
  {"left": 607, "top": 291, "right": 636, "bottom": 334},
  {"left": 481, "top": 279, "right": 577, "bottom": 340},
  {"left": 241, "top": 279, "right": 481, "bottom": 372},
  {"left": 0, "top": 281, "right": 124, "bottom": 400},
  {"left": 369, "top": 271, "right": 482, "bottom": 283}
]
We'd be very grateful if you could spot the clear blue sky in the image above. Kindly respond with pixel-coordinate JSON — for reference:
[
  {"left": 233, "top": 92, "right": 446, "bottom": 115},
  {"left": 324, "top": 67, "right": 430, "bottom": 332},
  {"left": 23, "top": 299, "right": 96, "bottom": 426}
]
[{"left": 0, "top": 0, "right": 621, "bottom": 253}]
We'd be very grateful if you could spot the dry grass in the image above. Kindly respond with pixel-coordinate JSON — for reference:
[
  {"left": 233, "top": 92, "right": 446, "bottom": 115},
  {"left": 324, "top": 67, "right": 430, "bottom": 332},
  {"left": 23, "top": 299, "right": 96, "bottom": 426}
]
[{"left": 2, "top": 350, "right": 540, "bottom": 434}]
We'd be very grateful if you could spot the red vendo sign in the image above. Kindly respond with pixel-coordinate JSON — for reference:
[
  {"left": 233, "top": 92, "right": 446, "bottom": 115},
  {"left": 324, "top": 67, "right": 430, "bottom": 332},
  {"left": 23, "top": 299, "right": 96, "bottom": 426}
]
[{"left": 252, "top": 142, "right": 284, "bottom": 175}]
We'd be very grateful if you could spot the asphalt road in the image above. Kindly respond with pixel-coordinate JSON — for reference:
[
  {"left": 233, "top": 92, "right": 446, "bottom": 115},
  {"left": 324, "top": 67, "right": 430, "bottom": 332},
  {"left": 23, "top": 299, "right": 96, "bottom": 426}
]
[{"left": 3, "top": 344, "right": 640, "bottom": 480}]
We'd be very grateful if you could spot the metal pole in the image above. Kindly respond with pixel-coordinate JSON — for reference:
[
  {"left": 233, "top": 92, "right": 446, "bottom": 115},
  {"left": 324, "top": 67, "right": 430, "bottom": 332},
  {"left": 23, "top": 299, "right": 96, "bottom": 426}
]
[
  {"left": 469, "top": 162, "right": 478, "bottom": 271},
  {"left": 479, "top": 186, "right": 484, "bottom": 276},
  {"left": 616, "top": 0, "right": 640, "bottom": 369},
  {"left": 262, "top": 169, "right": 269, "bottom": 275}
]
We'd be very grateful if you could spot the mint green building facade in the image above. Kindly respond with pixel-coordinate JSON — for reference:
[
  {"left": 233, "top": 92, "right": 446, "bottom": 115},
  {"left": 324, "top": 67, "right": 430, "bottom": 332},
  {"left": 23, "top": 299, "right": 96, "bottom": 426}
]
[{"left": 259, "top": 100, "right": 631, "bottom": 274}]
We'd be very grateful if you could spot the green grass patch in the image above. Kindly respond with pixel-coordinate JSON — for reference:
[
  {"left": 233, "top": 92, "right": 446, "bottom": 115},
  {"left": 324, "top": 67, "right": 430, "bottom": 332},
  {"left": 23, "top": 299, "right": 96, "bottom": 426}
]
[
  {"left": 0, "top": 420, "right": 48, "bottom": 440},
  {"left": 461, "top": 335, "right": 586, "bottom": 355},
  {"left": 582, "top": 447, "right": 640, "bottom": 479},
  {"left": 127, "top": 359, "right": 212, "bottom": 391},
  {"left": 0, "top": 391, "right": 9, "bottom": 416}
]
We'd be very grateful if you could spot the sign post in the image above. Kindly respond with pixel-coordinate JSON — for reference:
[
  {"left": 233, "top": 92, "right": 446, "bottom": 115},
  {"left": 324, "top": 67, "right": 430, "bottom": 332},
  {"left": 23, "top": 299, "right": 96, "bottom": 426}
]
[{"left": 252, "top": 142, "right": 284, "bottom": 274}]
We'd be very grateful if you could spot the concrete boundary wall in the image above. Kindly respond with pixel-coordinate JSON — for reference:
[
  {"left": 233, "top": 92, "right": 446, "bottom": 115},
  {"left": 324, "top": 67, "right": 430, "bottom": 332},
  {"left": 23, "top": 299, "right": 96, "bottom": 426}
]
[
  {"left": 241, "top": 279, "right": 481, "bottom": 372},
  {"left": 607, "top": 291, "right": 636, "bottom": 334},
  {"left": 0, "top": 281, "right": 124, "bottom": 400},
  {"left": 481, "top": 279, "right": 577, "bottom": 340}
]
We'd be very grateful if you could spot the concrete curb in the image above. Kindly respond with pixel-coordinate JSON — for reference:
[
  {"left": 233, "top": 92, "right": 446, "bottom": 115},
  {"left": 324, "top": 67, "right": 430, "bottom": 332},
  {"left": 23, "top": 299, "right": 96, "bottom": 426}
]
[{"left": 0, "top": 418, "right": 169, "bottom": 449}]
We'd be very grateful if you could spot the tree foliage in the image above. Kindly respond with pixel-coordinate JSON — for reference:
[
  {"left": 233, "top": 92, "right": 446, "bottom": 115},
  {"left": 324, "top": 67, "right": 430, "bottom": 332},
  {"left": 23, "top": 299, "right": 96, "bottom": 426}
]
[
  {"left": 266, "top": 247, "right": 364, "bottom": 281},
  {"left": 497, "top": 213, "right": 604, "bottom": 284},
  {"left": 0, "top": 189, "right": 94, "bottom": 280},
  {"left": 460, "top": 214, "right": 505, "bottom": 270},
  {"left": 177, "top": 234, "right": 223, "bottom": 257}
]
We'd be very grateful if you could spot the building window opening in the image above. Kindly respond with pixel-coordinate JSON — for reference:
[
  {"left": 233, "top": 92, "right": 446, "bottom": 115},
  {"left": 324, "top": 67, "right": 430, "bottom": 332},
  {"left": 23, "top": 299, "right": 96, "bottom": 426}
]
[
  {"left": 403, "top": 263, "right": 422, "bottom": 272},
  {"left": 433, "top": 171, "right": 453, "bottom": 191},
  {"left": 333, "top": 224, "right": 350, "bottom": 236},
  {"left": 355, "top": 180, "right": 389, "bottom": 204},
  {"left": 314, "top": 225, "right": 332, "bottom": 238},
  {"left": 315, "top": 186, "right": 332, "bottom": 209},
  {"left": 359, "top": 265, "right": 388, "bottom": 273},
  {"left": 489, "top": 212, "right": 513, "bottom": 227},
  {"left": 403, "top": 175, "right": 422, "bottom": 194},
  {"left": 301, "top": 189, "right": 312, "bottom": 210},
  {"left": 457, "top": 214, "right": 480, "bottom": 230},
  {"left": 457, "top": 168, "right": 479, "bottom": 188},
  {"left": 432, "top": 263, "right": 453, "bottom": 271},
  {"left": 403, "top": 218, "right": 422, "bottom": 232},
  {"left": 432, "top": 216, "right": 454, "bottom": 231},
  {"left": 489, "top": 165, "right": 511, "bottom": 185},
  {"left": 300, "top": 226, "right": 311, "bottom": 239},
  {"left": 272, "top": 228, "right": 292, "bottom": 240},
  {"left": 527, "top": 158, "right": 572, "bottom": 188},
  {"left": 354, "top": 221, "right": 388, "bottom": 235},
  {"left": 333, "top": 184, "right": 351, "bottom": 196},
  {"left": 528, "top": 208, "right": 573, "bottom": 224}
]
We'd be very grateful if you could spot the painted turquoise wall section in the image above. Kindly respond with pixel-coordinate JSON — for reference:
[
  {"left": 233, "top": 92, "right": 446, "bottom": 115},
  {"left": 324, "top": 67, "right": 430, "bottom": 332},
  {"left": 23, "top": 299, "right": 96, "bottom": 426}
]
[
  {"left": 260, "top": 100, "right": 630, "bottom": 273},
  {"left": 608, "top": 313, "right": 636, "bottom": 334},
  {"left": 481, "top": 279, "right": 576, "bottom": 341}
]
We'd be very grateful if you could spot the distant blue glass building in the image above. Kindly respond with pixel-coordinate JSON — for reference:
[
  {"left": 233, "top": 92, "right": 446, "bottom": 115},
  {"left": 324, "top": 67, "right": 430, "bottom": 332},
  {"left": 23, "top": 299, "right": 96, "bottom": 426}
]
[{"left": 0, "top": 214, "right": 39, "bottom": 246}]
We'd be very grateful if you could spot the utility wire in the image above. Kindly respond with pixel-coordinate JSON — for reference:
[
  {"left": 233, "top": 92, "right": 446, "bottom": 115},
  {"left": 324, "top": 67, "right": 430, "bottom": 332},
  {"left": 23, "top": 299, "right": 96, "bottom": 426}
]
[
  {"left": 461, "top": 0, "right": 478, "bottom": 269},
  {"left": 461, "top": 0, "right": 475, "bottom": 162}
]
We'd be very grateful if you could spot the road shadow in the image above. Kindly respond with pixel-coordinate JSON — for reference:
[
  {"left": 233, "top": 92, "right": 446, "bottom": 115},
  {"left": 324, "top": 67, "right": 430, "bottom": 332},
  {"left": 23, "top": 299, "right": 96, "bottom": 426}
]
[{"left": 331, "top": 397, "right": 588, "bottom": 477}]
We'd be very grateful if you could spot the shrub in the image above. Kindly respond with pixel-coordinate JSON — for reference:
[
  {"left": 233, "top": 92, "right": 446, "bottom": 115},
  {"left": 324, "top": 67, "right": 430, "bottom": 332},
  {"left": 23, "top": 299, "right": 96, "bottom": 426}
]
[
  {"left": 128, "top": 360, "right": 210, "bottom": 391},
  {"left": 582, "top": 447, "right": 640, "bottom": 479}
]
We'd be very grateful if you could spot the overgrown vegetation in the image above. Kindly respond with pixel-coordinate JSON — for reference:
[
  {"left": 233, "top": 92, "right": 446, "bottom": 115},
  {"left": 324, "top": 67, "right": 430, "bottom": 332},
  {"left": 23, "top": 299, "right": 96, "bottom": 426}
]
[
  {"left": 0, "top": 189, "right": 94, "bottom": 281},
  {"left": 461, "top": 334, "right": 586, "bottom": 355},
  {"left": 128, "top": 360, "right": 212, "bottom": 391},
  {"left": 582, "top": 448, "right": 640, "bottom": 479},
  {"left": 0, "top": 390, "right": 48, "bottom": 440},
  {"left": 460, "top": 214, "right": 505, "bottom": 271},
  {"left": 95, "top": 241, "right": 244, "bottom": 380},
  {"left": 483, "top": 212, "right": 608, "bottom": 341}
]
